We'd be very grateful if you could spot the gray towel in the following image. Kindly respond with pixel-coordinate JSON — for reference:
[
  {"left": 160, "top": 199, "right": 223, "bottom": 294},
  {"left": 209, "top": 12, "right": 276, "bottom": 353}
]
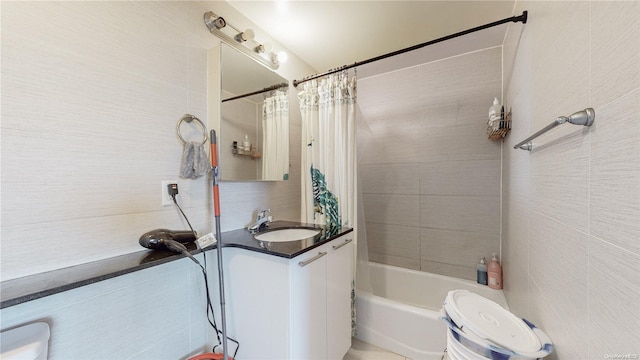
[{"left": 180, "top": 142, "right": 209, "bottom": 179}]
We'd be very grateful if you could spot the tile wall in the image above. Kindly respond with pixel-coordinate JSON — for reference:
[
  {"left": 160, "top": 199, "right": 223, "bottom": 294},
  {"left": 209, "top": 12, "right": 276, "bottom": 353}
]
[
  {"left": 220, "top": 90, "right": 261, "bottom": 180},
  {"left": 357, "top": 47, "right": 502, "bottom": 280},
  {"left": 0, "top": 1, "right": 313, "bottom": 280},
  {"left": 1, "top": 1, "right": 314, "bottom": 358},
  {"left": 502, "top": 1, "right": 640, "bottom": 358},
  {"left": 0, "top": 255, "right": 212, "bottom": 359}
]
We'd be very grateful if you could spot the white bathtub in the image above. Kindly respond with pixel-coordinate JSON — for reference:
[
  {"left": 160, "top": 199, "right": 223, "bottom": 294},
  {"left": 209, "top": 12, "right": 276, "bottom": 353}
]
[{"left": 355, "top": 262, "right": 508, "bottom": 360}]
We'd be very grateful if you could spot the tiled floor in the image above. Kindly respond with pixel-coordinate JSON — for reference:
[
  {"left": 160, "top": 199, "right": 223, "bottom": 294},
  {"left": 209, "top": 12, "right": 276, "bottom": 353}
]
[{"left": 343, "top": 338, "right": 408, "bottom": 360}]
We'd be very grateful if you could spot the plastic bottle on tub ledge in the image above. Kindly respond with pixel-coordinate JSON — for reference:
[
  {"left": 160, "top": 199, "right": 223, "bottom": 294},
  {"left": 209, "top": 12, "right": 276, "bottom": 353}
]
[
  {"left": 476, "top": 257, "right": 488, "bottom": 285},
  {"left": 488, "top": 253, "right": 503, "bottom": 289}
]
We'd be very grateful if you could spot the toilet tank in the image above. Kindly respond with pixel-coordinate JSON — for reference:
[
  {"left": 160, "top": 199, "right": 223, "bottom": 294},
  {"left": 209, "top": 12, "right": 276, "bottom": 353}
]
[{"left": 1, "top": 322, "right": 50, "bottom": 360}]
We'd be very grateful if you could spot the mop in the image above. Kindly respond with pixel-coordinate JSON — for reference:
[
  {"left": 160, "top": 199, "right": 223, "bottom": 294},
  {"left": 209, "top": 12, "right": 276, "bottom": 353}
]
[
  {"left": 210, "top": 129, "right": 230, "bottom": 360},
  {"left": 186, "top": 130, "right": 235, "bottom": 360}
]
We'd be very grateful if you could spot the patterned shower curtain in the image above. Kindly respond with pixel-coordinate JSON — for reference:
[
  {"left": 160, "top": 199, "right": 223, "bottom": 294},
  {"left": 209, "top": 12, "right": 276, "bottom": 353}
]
[
  {"left": 262, "top": 89, "right": 290, "bottom": 181},
  {"left": 298, "top": 71, "right": 357, "bottom": 334},
  {"left": 298, "top": 72, "right": 356, "bottom": 229}
]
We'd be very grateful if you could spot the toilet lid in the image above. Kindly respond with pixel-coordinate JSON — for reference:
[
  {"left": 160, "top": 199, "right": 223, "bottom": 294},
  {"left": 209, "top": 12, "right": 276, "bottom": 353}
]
[{"left": 445, "top": 290, "right": 541, "bottom": 353}]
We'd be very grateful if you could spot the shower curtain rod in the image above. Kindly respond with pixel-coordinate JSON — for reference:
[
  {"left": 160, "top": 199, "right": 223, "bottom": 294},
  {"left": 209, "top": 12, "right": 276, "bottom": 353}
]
[
  {"left": 293, "top": 10, "right": 528, "bottom": 87},
  {"left": 222, "top": 82, "right": 289, "bottom": 103}
]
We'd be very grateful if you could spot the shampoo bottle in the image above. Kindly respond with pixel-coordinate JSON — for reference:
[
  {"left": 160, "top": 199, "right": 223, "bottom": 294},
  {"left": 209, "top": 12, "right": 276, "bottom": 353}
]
[
  {"left": 489, "top": 97, "right": 502, "bottom": 130},
  {"left": 487, "top": 253, "right": 503, "bottom": 289},
  {"left": 477, "top": 257, "right": 488, "bottom": 285},
  {"left": 243, "top": 134, "right": 250, "bottom": 151}
]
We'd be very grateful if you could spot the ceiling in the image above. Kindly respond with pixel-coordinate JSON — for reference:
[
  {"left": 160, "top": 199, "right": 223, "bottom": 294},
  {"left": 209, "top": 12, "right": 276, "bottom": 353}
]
[{"left": 226, "top": 1, "right": 517, "bottom": 75}]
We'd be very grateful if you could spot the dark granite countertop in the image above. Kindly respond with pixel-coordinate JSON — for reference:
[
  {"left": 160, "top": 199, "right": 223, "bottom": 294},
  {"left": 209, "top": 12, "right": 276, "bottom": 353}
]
[
  {"left": 221, "top": 220, "right": 353, "bottom": 259},
  {"left": 0, "top": 221, "right": 352, "bottom": 309}
]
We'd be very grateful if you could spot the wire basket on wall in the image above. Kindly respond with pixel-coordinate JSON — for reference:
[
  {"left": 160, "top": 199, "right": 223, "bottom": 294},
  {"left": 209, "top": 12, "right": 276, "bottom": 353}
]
[{"left": 487, "top": 110, "right": 511, "bottom": 141}]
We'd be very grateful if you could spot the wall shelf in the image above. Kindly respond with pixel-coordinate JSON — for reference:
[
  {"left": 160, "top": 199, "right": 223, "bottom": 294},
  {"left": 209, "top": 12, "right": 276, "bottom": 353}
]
[
  {"left": 487, "top": 110, "right": 512, "bottom": 141},
  {"left": 232, "top": 142, "right": 261, "bottom": 159}
]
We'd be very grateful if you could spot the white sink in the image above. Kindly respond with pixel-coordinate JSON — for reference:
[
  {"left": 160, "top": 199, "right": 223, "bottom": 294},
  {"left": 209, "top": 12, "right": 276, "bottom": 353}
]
[{"left": 254, "top": 228, "right": 320, "bottom": 242}]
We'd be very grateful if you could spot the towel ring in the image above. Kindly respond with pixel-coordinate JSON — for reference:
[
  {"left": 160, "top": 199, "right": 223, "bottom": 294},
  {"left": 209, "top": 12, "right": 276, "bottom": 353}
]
[{"left": 176, "top": 114, "right": 208, "bottom": 145}]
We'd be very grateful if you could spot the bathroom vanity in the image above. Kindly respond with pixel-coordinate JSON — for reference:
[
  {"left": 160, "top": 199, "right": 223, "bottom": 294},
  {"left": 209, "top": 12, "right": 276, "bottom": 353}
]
[
  {"left": 0, "top": 221, "right": 353, "bottom": 360},
  {"left": 220, "top": 221, "right": 354, "bottom": 360}
]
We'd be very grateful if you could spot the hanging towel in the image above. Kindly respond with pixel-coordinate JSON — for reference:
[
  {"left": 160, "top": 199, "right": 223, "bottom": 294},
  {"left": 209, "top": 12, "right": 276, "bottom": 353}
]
[{"left": 180, "top": 142, "right": 209, "bottom": 179}]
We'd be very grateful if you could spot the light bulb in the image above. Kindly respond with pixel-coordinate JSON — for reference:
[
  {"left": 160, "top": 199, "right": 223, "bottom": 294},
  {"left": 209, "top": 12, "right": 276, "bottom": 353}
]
[
  {"left": 277, "top": 51, "right": 288, "bottom": 63},
  {"left": 254, "top": 42, "right": 273, "bottom": 54},
  {"left": 234, "top": 29, "right": 255, "bottom": 42}
]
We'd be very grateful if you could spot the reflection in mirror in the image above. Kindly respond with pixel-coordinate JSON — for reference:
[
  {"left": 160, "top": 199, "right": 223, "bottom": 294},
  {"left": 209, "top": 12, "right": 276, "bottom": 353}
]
[{"left": 220, "top": 44, "right": 290, "bottom": 181}]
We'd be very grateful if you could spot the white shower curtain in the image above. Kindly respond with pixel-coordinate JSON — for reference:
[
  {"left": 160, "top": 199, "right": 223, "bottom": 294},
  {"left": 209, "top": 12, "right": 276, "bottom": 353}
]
[
  {"left": 298, "top": 74, "right": 357, "bottom": 228},
  {"left": 262, "top": 90, "right": 290, "bottom": 181},
  {"left": 298, "top": 72, "right": 357, "bottom": 334}
]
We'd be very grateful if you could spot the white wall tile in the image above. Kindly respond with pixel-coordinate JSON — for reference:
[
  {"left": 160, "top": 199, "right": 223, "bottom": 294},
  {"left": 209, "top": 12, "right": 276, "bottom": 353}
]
[
  {"left": 529, "top": 213, "right": 589, "bottom": 340},
  {"left": 420, "top": 159, "right": 501, "bottom": 197},
  {"left": 588, "top": 237, "right": 640, "bottom": 358},
  {"left": 1, "top": 1, "right": 316, "bottom": 358},
  {"left": 420, "top": 228, "right": 499, "bottom": 269},
  {"left": 369, "top": 254, "right": 420, "bottom": 271},
  {"left": 528, "top": 279, "right": 588, "bottom": 360},
  {"left": 502, "top": 260, "right": 529, "bottom": 319},
  {"left": 527, "top": 1, "right": 591, "bottom": 131},
  {"left": 590, "top": 89, "right": 640, "bottom": 255},
  {"left": 359, "top": 47, "right": 502, "bottom": 278},
  {"left": 0, "top": 0, "right": 311, "bottom": 280},
  {"left": 357, "top": 67, "right": 422, "bottom": 137},
  {"left": 366, "top": 222, "right": 420, "bottom": 261},
  {"left": 591, "top": 1, "right": 640, "bottom": 108},
  {"left": 420, "top": 195, "right": 500, "bottom": 233},
  {"left": 503, "top": 1, "right": 640, "bottom": 357},
  {"left": 362, "top": 194, "right": 420, "bottom": 227},
  {"left": 0, "top": 259, "right": 205, "bottom": 360},
  {"left": 360, "top": 163, "right": 420, "bottom": 195},
  {"left": 419, "top": 261, "right": 476, "bottom": 281}
]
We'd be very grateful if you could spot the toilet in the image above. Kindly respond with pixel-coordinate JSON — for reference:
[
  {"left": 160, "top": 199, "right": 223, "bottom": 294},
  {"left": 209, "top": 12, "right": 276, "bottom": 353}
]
[{"left": 0, "top": 322, "right": 50, "bottom": 360}]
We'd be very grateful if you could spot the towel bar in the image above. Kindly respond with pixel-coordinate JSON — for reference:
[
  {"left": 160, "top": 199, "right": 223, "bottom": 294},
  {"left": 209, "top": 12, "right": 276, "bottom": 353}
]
[{"left": 514, "top": 108, "right": 594, "bottom": 151}]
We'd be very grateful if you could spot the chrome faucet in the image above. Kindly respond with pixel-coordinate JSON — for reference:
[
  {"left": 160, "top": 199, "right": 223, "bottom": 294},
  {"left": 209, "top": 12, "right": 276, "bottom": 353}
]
[{"left": 248, "top": 209, "right": 273, "bottom": 233}]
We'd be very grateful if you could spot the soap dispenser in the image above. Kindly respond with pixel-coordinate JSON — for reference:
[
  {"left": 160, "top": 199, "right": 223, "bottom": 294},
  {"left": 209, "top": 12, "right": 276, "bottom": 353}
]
[
  {"left": 487, "top": 253, "right": 503, "bottom": 289},
  {"left": 477, "top": 257, "right": 488, "bottom": 285}
]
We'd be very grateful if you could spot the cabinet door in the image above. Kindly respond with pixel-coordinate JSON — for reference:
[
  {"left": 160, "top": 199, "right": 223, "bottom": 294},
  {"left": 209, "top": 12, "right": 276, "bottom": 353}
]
[
  {"left": 290, "top": 250, "right": 328, "bottom": 360},
  {"left": 326, "top": 236, "right": 354, "bottom": 360}
]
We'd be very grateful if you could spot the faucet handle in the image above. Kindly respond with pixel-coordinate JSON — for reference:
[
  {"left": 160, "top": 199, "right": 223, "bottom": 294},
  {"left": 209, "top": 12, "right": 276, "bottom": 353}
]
[{"left": 257, "top": 208, "right": 271, "bottom": 220}]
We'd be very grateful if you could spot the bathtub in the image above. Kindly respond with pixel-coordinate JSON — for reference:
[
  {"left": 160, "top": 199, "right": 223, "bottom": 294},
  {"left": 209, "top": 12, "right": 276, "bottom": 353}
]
[{"left": 355, "top": 262, "right": 508, "bottom": 360}]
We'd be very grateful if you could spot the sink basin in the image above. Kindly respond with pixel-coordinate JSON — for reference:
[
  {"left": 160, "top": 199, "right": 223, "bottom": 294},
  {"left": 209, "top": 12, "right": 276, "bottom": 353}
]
[{"left": 254, "top": 228, "right": 320, "bottom": 242}]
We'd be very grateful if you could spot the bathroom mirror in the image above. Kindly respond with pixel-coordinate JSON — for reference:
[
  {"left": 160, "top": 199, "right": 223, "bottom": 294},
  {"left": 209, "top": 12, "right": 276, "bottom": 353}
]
[{"left": 220, "top": 44, "right": 290, "bottom": 181}]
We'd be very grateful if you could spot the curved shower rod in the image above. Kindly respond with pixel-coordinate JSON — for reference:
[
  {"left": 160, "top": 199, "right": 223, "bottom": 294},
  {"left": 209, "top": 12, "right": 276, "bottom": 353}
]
[
  {"left": 293, "top": 11, "right": 529, "bottom": 87},
  {"left": 513, "top": 108, "right": 595, "bottom": 151}
]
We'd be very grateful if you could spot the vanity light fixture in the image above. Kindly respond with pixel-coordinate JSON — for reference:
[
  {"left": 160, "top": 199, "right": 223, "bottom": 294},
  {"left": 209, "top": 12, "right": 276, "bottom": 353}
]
[
  {"left": 254, "top": 42, "right": 272, "bottom": 54},
  {"left": 276, "top": 51, "right": 288, "bottom": 64},
  {"left": 203, "top": 11, "right": 279, "bottom": 70},
  {"left": 234, "top": 29, "right": 255, "bottom": 43},
  {"left": 204, "top": 12, "right": 226, "bottom": 30}
]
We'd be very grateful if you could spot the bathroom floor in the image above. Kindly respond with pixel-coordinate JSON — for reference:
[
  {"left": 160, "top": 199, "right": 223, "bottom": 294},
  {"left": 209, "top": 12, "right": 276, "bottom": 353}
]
[{"left": 343, "top": 338, "right": 408, "bottom": 360}]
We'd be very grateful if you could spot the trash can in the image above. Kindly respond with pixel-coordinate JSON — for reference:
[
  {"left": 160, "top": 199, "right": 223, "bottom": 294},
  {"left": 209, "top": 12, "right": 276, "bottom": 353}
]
[{"left": 441, "top": 290, "right": 553, "bottom": 360}]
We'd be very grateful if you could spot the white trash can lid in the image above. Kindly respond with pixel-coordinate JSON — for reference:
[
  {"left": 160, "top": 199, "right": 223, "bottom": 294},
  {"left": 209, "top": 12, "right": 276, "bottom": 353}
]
[{"left": 444, "top": 290, "right": 541, "bottom": 353}]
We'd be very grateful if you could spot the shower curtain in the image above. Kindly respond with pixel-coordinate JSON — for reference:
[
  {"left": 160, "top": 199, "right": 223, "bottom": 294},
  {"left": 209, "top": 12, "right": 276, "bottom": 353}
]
[
  {"left": 298, "top": 72, "right": 358, "bottom": 334},
  {"left": 298, "top": 73, "right": 356, "bottom": 231},
  {"left": 262, "top": 89, "right": 290, "bottom": 181}
]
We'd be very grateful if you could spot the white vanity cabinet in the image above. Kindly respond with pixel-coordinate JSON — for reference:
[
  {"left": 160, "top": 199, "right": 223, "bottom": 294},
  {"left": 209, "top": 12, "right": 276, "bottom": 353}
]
[
  {"left": 291, "top": 235, "right": 353, "bottom": 360},
  {"left": 221, "top": 233, "right": 353, "bottom": 360}
]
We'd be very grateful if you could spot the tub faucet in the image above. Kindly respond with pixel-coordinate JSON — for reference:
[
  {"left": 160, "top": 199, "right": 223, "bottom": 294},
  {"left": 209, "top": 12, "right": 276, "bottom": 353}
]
[{"left": 248, "top": 209, "right": 272, "bottom": 233}]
